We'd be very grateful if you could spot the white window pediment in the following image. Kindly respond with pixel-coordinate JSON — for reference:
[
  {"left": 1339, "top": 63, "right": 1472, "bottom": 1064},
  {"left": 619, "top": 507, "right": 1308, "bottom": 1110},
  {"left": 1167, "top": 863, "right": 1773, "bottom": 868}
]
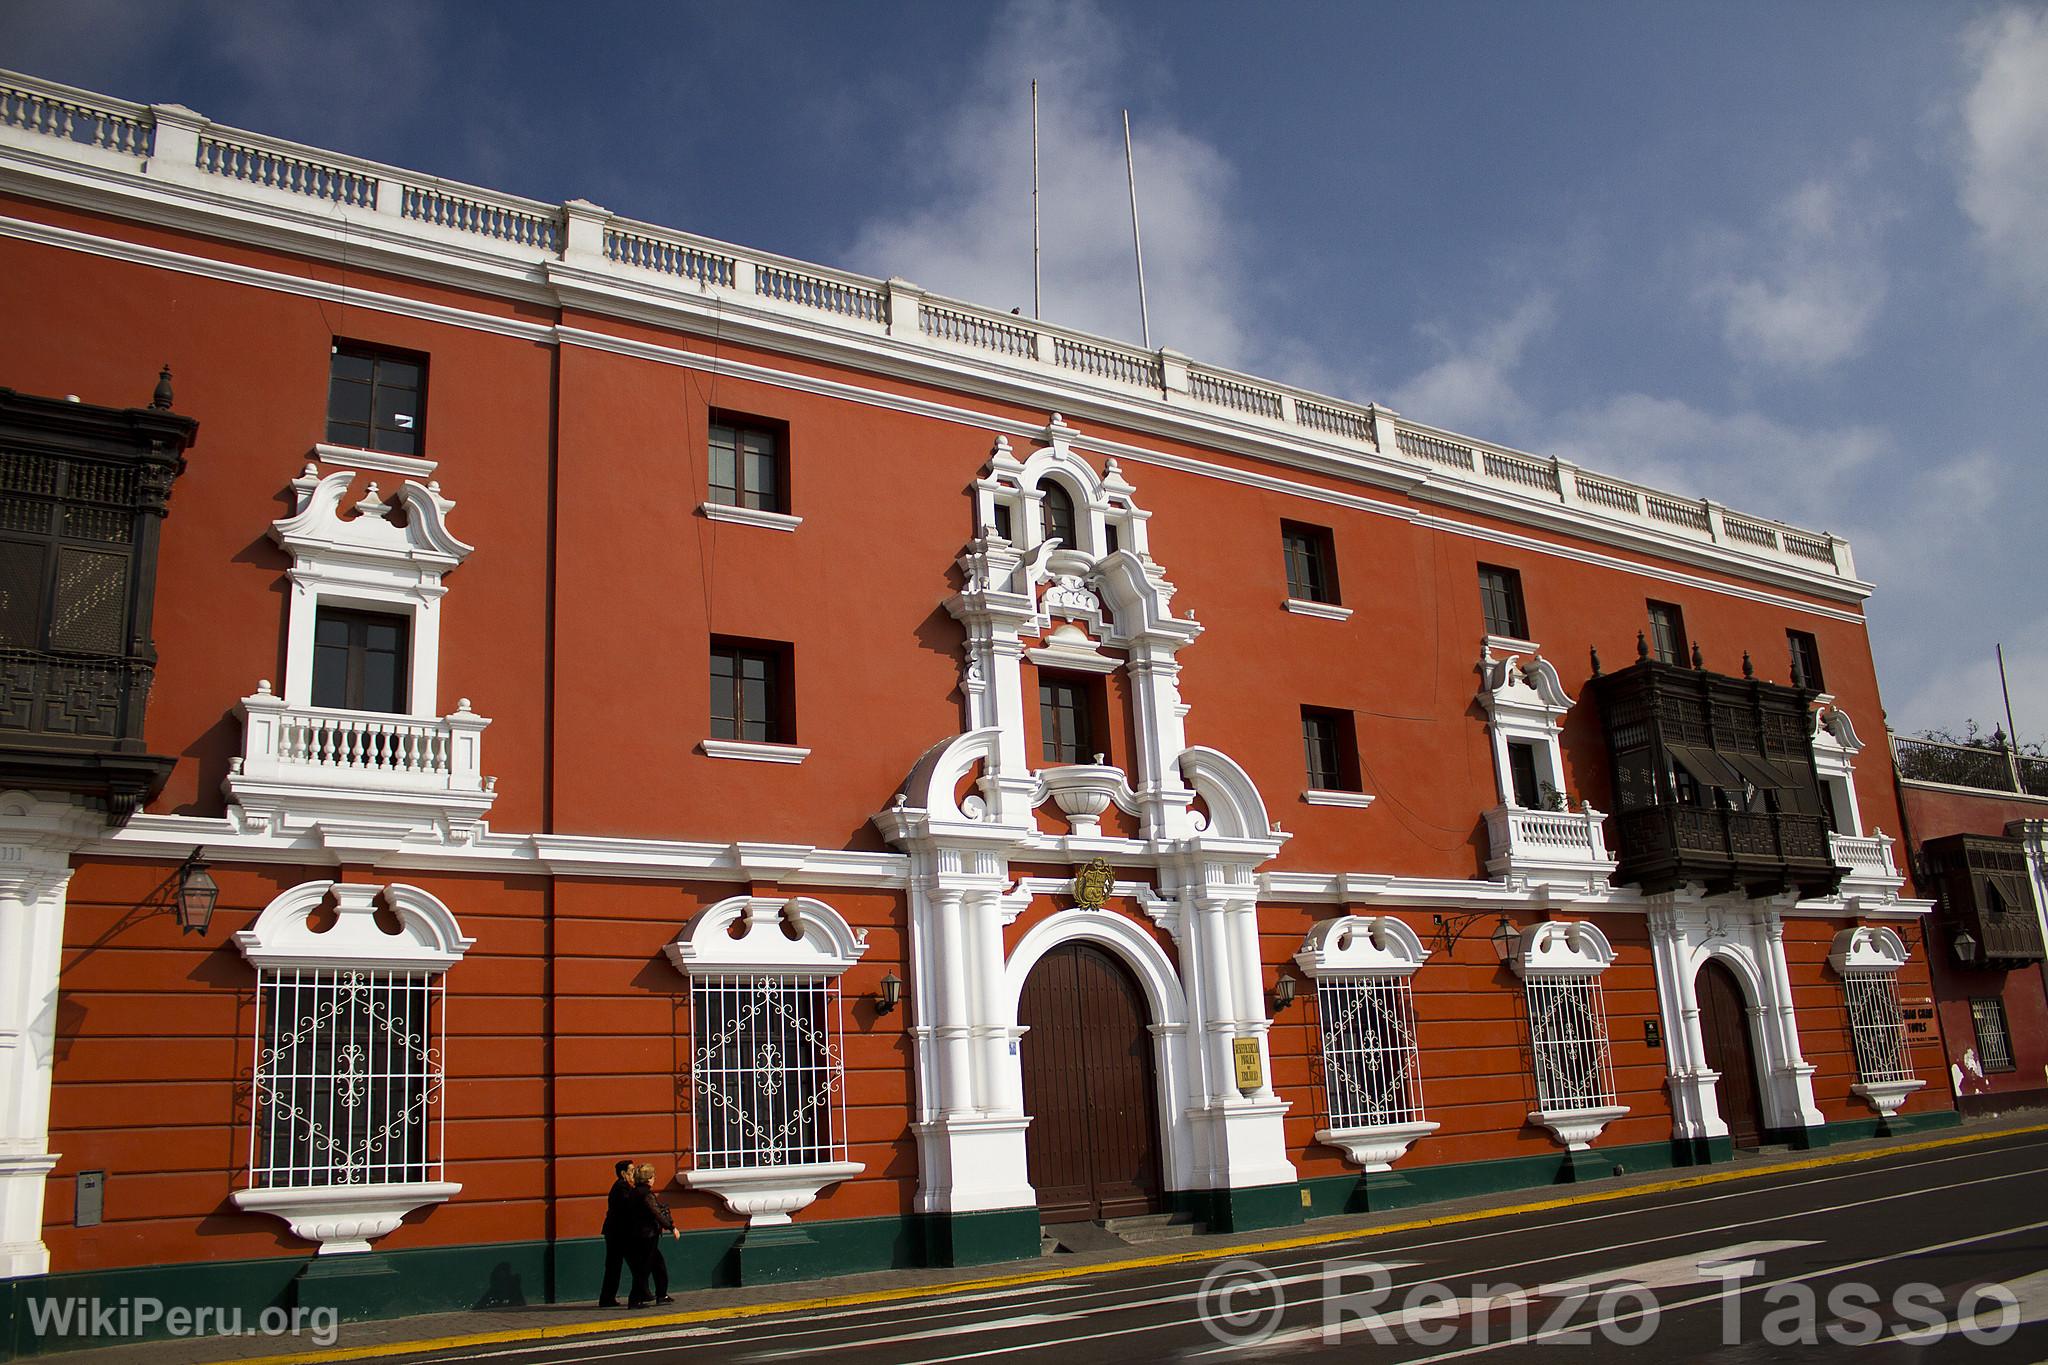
[
  {"left": 225, "top": 465, "right": 496, "bottom": 850},
  {"left": 1507, "top": 919, "right": 1618, "bottom": 977},
  {"left": 233, "top": 880, "right": 476, "bottom": 971},
  {"left": 1295, "top": 915, "right": 1430, "bottom": 979},
  {"left": 1827, "top": 924, "right": 1908, "bottom": 974}
]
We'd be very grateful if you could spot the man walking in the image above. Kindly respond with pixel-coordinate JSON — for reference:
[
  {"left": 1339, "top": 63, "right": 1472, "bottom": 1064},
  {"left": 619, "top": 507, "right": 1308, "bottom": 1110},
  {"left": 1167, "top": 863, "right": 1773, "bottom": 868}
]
[{"left": 597, "top": 1158, "right": 640, "bottom": 1308}]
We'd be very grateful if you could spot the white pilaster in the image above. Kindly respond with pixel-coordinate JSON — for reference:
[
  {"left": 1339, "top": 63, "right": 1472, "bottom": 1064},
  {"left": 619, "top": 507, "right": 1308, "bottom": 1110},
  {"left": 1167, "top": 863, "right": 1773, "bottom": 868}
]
[{"left": 0, "top": 792, "right": 102, "bottom": 1278}]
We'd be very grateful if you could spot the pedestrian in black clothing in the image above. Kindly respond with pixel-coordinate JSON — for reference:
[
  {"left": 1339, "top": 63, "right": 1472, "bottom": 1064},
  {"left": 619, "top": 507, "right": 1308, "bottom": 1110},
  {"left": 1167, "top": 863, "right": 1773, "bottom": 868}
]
[
  {"left": 632, "top": 1162, "right": 679, "bottom": 1305},
  {"left": 597, "top": 1158, "right": 642, "bottom": 1308}
]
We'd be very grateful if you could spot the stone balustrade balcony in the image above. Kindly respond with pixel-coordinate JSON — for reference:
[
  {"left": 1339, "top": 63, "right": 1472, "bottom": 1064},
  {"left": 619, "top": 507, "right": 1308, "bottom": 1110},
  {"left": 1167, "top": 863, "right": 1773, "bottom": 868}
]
[
  {"left": 1483, "top": 803, "right": 1617, "bottom": 895},
  {"left": 224, "top": 682, "right": 495, "bottom": 847}
]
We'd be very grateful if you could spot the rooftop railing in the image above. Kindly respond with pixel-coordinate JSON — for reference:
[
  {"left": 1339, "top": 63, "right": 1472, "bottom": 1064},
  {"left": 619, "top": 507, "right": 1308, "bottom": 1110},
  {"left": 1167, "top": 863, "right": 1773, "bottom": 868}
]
[
  {"left": 1892, "top": 732, "right": 2048, "bottom": 798},
  {"left": 0, "top": 68, "right": 1855, "bottom": 583}
]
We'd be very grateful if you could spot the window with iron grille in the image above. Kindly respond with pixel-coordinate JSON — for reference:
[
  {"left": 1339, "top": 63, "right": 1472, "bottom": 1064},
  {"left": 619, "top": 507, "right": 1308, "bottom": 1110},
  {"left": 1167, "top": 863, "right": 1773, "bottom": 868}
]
[
  {"left": 1282, "top": 521, "right": 1340, "bottom": 604},
  {"left": 1302, "top": 706, "right": 1360, "bottom": 791},
  {"left": 1478, "top": 564, "right": 1529, "bottom": 639},
  {"left": 248, "top": 967, "right": 445, "bottom": 1189},
  {"left": 1842, "top": 970, "right": 1914, "bottom": 1084},
  {"left": 1039, "top": 672, "right": 1099, "bottom": 764},
  {"left": 1647, "top": 600, "right": 1687, "bottom": 664},
  {"left": 708, "top": 415, "right": 787, "bottom": 513},
  {"left": 710, "top": 638, "right": 790, "bottom": 744},
  {"left": 689, "top": 973, "right": 849, "bottom": 1170},
  {"left": 327, "top": 343, "right": 425, "bottom": 456},
  {"left": 1524, "top": 973, "right": 1617, "bottom": 1110},
  {"left": 1970, "top": 997, "right": 2015, "bottom": 1074},
  {"left": 1316, "top": 975, "right": 1425, "bottom": 1129}
]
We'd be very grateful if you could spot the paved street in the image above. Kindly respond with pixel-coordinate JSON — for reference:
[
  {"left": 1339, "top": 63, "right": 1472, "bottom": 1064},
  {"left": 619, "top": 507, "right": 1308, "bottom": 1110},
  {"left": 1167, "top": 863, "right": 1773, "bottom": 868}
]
[{"left": 371, "top": 1128, "right": 2048, "bottom": 1364}]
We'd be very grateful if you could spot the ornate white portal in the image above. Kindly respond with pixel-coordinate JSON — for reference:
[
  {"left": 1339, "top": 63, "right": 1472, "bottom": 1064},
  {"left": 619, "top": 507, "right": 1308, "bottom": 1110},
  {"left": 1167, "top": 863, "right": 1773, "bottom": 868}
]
[
  {"left": 874, "top": 417, "right": 1296, "bottom": 1228},
  {"left": 1647, "top": 892, "right": 1823, "bottom": 1144}
]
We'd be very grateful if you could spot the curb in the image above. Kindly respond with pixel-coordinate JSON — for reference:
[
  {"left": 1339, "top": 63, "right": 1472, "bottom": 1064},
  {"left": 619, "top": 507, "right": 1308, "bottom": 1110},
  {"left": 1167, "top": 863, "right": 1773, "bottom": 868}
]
[{"left": 130, "top": 1120, "right": 2048, "bottom": 1365}]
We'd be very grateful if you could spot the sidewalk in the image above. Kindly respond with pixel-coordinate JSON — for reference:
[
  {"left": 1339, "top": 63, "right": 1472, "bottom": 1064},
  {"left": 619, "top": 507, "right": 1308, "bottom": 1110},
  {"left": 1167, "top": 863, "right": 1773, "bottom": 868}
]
[{"left": 35, "top": 1112, "right": 2048, "bottom": 1365}]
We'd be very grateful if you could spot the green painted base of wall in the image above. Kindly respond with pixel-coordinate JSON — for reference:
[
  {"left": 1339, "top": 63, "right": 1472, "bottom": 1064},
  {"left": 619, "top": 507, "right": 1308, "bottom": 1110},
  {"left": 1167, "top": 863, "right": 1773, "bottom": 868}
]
[
  {"left": 916, "top": 1208, "right": 1042, "bottom": 1268},
  {"left": 1167, "top": 1182, "right": 1304, "bottom": 1233}
]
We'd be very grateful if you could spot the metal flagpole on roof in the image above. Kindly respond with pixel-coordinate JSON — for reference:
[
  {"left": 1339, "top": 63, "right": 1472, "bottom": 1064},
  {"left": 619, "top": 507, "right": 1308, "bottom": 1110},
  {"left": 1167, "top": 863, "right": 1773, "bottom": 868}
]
[
  {"left": 1031, "top": 79, "right": 1042, "bottom": 320},
  {"left": 1123, "top": 108, "right": 1151, "bottom": 349}
]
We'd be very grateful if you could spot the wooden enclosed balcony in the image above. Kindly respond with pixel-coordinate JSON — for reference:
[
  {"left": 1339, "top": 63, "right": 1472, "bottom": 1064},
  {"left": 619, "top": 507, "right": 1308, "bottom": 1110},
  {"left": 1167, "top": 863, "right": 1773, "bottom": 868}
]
[{"left": 1590, "top": 656, "right": 1843, "bottom": 899}]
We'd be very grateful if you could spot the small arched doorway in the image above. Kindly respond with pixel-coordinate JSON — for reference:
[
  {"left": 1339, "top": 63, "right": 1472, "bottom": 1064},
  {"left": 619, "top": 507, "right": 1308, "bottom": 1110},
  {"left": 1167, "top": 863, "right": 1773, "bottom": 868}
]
[
  {"left": 1018, "top": 941, "right": 1163, "bottom": 1222},
  {"left": 1696, "top": 958, "right": 1766, "bottom": 1148}
]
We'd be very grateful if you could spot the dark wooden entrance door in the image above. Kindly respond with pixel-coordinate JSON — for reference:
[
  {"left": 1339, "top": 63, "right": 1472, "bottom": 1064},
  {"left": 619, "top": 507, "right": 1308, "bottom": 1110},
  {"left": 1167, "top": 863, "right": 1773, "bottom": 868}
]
[
  {"left": 1696, "top": 958, "right": 1766, "bottom": 1148},
  {"left": 1018, "top": 941, "right": 1164, "bottom": 1222}
]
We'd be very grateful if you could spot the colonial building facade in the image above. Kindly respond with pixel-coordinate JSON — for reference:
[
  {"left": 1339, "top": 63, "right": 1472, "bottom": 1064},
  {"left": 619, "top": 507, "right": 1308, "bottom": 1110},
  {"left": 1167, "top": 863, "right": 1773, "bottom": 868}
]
[{"left": 0, "top": 71, "right": 1957, "bottom": 1351}]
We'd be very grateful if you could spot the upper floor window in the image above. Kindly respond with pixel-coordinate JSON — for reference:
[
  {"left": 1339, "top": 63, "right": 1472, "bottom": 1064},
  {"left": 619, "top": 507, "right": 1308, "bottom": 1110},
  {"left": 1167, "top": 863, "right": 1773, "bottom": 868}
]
[
  {"left": 311, "top": 607, "right": 409, "bottom": 714},
  {"left": 710, "top": 638, "right": 790, "bottom": 744},
  {"left": 1302, "top": 706, "right": 1361, "bottom": 792},
  {"left": 1282, "top": 522, "right": 1340, "bottom": 605},
  {"left": 1478, "top": 564, "right": 1528, "bottom": 640},
  {"left": 1039, "top": 672, "right": 1099, "bottom": 765},
  {"left": 1787, "top": 629, "right": 1825, "bottom": 692},
  {"left": 708, "top": 416, "right": 787, "bottom": 513},
  {"left": 327, "top": 343, "right": 425, "bottom": 456},
  {"left": 1647, "top": 600, "right": 1687, "bottom": 665},
  {"left": 1041, "top": 481, "right": 1078, "bottom": 549}
]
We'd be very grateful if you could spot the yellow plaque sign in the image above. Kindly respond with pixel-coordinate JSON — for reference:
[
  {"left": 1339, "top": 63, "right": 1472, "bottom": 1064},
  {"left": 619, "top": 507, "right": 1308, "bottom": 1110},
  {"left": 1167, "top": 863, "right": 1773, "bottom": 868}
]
[
  {"left": 1232, "top": 1036, "right": 1264, "bottom": 1095},
  {"left": 1073, "top": 856, "right": 1114, "bottom": 910}
]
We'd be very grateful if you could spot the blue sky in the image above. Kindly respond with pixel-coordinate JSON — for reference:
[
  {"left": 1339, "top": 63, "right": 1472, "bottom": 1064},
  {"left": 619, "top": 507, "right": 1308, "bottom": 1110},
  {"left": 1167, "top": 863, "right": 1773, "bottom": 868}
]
[{"left": 7, "top": 0, "right": 2046, "bottom": 744}]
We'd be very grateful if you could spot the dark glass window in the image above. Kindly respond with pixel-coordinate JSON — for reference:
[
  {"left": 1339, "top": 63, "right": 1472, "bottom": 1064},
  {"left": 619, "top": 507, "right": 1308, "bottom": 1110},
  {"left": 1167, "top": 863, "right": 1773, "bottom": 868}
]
[
  {"left": 312, "top": 607, "right": 409, "bottom": 713},
  {"left": 992, "top": 504, "right": 1014, "bottom": 540},
  {"left": 708, "top": 417, "right": 786, "bottom": 512},
  {"left": 1038, "top": 673, "right": 1098, "bottom": 764},
  {"left": 1040, "top": 482, "right": 1078, "bottom": 548},
  {"left": 1478, "top": 564, "right": 1528, "bottom": 639},
  {"left": 327, "top": 344, "right": 425, "bottom": 456},
  {"left": 710, "top": 640, "right": 789, "bottom": 743},
  {"left": 1282, "top": 522, "right": 1339, "bottom": 604},
  {"left": 1507, "top": 741, "right": 1542, "bottom": 809},
  {"left": 1787, "top": 630, "right": 1825, "bottom": 692},
  {"left": 1647, "top": 600, "right": 1687, "bottom": 665},
  {"left": 1301, "top": 707, "right": 1360, "bottom": 791}
]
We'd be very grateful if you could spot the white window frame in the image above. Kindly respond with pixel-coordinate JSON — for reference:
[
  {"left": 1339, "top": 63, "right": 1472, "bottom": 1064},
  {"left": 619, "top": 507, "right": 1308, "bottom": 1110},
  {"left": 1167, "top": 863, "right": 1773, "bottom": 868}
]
[
  {"left": 230, "top": 880, "right": 473, "bottom": 1254},
  {"left": 1294, "top": 915, "right": 1438, "bottom": 1170},
  {"left": 1504, "top": 920, "right": 1630, "bottom": 1150},
  {"left": 1827, "top": 926, "right": 1926, "bottom": 1118},
  {"left": 664, "top": 895, "right": 868, "bottom": 1225}
]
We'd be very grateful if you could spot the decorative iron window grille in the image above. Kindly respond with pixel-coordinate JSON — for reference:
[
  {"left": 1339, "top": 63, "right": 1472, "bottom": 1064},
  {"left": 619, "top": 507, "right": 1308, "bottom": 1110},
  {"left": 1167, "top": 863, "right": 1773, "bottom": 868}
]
[
  {"left": 248, "top": 967, "right": 445, "bottom": 1188},
  {"left": 1523, "top": 972, "right": 1617, "bottom": 1111},
  {"left": 1969, "top": 997, "right": 2015, "bottom": 1074},
  {"left": 1315, "top": 975, "right": 1425, "bottom": 1130},
  {"left": 689, "top": 972, "right": 848, "bottom": 1171},
  {"left": 1842, "top": 970, "right": 1914, "bottom": 1085}
]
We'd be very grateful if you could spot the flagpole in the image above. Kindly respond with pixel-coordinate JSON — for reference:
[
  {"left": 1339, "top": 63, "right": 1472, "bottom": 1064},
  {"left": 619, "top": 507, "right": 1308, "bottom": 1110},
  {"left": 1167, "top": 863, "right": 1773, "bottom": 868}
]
[
  {"left": 1123, "top": 109, "right": 1151, "bottom": 349},
  {"left": 1031, "top": 80, "right": 1042, "bottom": 320}
]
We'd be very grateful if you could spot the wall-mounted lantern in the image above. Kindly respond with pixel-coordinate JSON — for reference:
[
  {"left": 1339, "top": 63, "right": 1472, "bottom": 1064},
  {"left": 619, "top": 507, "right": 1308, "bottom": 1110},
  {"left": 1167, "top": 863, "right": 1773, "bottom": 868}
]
[{"left": 175, "top": 851, "right": 218, "bottom": 936}]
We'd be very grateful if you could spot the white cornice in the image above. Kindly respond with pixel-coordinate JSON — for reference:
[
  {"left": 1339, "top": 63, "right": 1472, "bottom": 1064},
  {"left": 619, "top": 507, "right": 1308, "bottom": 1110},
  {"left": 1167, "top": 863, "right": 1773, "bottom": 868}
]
[{"left": 0, "top": 168, "right": 1869, "bottom": 610}]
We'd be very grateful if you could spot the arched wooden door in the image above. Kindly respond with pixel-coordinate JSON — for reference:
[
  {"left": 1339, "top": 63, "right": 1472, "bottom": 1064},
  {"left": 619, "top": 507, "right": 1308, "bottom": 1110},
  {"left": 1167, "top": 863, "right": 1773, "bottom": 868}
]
[
  {"left": 1018, "top": 941, "right": 1164, "bottom": 1223},
  {"left": 1696, "top": 958, "right": 1766, "bottom": 1149}
]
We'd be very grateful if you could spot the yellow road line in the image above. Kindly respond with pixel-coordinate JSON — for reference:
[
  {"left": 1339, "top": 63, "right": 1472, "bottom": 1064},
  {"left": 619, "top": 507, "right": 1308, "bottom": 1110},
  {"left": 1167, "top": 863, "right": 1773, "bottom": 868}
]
[{"left": 216, "top": 1121, "right": 2048, "bottom": 1365}]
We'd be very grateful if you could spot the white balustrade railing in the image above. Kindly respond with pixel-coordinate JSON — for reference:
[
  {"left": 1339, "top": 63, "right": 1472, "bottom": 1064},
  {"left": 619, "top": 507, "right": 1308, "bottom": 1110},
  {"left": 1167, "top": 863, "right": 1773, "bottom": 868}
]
[
  {"left": 0, "top": 66, "right": 1856, "bottom": 585},
  {"left": 1489, "top": 805, "right": 1612, "bottom": 864},
  {"left": 234, "top": 686, "right": 490, "bottom": 795},
  {"left": 1829, "top": 831, "right": 1900, "bottom": 880}
]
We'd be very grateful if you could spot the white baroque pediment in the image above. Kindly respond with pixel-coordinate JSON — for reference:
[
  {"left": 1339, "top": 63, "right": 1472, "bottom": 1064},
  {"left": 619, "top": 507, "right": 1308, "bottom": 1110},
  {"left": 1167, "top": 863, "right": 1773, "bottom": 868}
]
[
  {"left": 234, "top": 881, "right": 475, "bottom": 971},
  {"left": 1295, "top": 915, "right": 1431, "bottom": 978},
  {"left": 1507, "top": 919, "right": 1617, "bottom": 976},
  {"left": 664, "top": 895, "right": 869, "bottom": 976},
  {"left": 274, "top": 467, "right": 473, "bottom": 574},
  {"left": 1827, "top": 924, "right": 1909, "bottom": 974}
]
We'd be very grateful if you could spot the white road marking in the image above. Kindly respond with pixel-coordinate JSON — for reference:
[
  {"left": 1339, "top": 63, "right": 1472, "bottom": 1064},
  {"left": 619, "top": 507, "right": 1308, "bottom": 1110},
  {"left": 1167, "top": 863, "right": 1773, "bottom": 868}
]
[{"left": 1870, "top": 1266, "right": 2048, "bottom": 1345}]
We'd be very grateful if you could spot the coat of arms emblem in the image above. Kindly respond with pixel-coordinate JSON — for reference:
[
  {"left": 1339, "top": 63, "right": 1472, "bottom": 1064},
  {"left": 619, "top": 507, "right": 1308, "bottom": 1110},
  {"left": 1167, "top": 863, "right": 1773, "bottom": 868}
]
[{"left": 1073, "top": 856, "right": 1115, "bottom": 909}]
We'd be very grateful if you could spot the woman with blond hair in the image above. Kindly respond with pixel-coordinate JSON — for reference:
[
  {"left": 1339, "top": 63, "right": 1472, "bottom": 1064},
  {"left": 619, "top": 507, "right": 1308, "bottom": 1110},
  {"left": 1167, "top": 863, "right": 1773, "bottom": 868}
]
[{"left": 631, "top": 1162, "right": 679, "bottom": 1305}]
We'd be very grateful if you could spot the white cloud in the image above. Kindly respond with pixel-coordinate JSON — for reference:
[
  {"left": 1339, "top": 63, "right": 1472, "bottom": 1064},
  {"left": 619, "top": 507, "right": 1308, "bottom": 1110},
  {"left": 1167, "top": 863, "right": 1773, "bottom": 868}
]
[
  {"left": 1886, "top": 611, "right": 2048, "bottom": 746},
  {"left": 1694, "top": 170, "right": 1890, "bottom": 373},
  {"left": 1389, "top": 293, "right": 1555, "bottom": 434},
  {"left": 843, "top": 0, "right": 1258, "bottom": 366},
  {"left": 1957, "top": 6, "right": 2048, "bottom": 320}
]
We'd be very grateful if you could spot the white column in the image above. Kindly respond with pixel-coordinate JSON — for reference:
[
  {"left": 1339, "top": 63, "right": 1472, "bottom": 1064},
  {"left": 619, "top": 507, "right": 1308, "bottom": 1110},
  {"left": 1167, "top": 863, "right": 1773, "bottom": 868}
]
[
  {"left": 929, "top": 890, "right": 975, "bottom": 1119},
  {"left": 1647, "top": 906, "right": 1722, "bottom": 1141},
  {"left": 0, "top": 795, "right": 100, "bottom": 1278},
  {"left": 1760, "top": 908, "right": 1823, "bottom": 1127}
]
